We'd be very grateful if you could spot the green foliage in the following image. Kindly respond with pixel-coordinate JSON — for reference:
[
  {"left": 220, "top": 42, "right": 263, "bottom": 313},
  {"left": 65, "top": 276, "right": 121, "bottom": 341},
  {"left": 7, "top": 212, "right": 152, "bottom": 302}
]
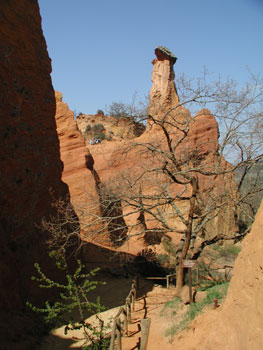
[
  {"left": 156, "top": 253, "right": 170, "bottom": 265},
  {"left": 85, "top": 124, "right": 92, "bottom": 133},
  {"left": 92, "top": 124, "right": 105, "bottom": 132},
  {"left": 27, "top": 252, "right": 108, "bottom": 347},
  {"left": 93, "top": 132, "right": 106, "bottom": 140},
  {"left": 85, "top": 123, "right": 106, "bottom": 140},
  {"left": 161, "top": 297, "right": 181, "bottom": 316},
  {"left": 163, "top": 282, "right": 230, "bottom": 340},
  {"left": 161, "top": 238, "right": 177, "bottom": 258},
  {"left": 211, "top": 243, "right": 241, "bottom": 257}
]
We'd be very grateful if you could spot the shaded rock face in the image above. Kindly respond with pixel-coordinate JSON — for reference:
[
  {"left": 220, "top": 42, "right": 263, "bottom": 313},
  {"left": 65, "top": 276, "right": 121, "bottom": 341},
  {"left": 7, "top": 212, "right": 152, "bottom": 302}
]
[
  {"left": 0, "top": 0, "right": 70, "bottom": 344},
  {"left": 174, "top": 199, "right": 263, "bottom": 350}
]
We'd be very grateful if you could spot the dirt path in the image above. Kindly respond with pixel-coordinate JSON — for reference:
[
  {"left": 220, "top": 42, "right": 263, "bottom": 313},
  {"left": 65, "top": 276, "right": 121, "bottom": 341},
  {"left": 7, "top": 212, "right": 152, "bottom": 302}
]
[
  {"left": 120, "top": 285, "right": 176, "bottom": 350},
  {"left": 39, "top": 279, "right": 177, "bottom": 350}
]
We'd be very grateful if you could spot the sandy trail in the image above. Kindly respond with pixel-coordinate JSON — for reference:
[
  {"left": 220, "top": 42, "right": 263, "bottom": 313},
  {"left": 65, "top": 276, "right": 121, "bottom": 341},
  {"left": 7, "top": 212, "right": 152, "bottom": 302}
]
[{"left": 38, "top": 278, "right": 177, "bottom": 350}]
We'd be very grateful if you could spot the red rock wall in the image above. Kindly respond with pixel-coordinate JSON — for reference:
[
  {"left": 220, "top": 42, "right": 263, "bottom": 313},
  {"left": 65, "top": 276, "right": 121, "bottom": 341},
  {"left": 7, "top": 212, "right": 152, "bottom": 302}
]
[
  {"left": 174, "top": 199, "right": 263, "bottom": 350},
  {"left": 0, "top": 0, "right": 70, "bottom": 344}
]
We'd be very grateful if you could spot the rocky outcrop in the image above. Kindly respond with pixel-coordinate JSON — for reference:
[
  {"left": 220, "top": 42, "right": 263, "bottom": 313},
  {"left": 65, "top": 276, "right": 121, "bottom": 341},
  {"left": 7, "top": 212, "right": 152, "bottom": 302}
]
[
  {"left": 55, "top": 91, "right": 97, "bottom": 209},
  {"left": 76, "top": 113, "right": 145, "bottom": 144},
  {"left": 0, "top": 1, "right": 71, "bottom": 346},
  {"left": 55, "top": 92, "right": 113, "bottom": 246},
  {"left": 174, "top": 199, "right": 263, "bottom": 350}
]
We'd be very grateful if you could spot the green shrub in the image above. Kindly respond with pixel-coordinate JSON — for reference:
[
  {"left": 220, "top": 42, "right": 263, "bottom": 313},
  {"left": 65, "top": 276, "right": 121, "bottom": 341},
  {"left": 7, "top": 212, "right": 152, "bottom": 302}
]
[
  {"left": 92, "top": 124, "right": 105, "bottom": 132},
  {"left": 163, "top": 282, "right": 230, "bottom": 340},
  {"left": 93, "top": 132, "right": 106, "bottom": 140},
  {"left": 27, "top": 251, "right": 109, "bottom": 347},
  {"left": 156, "top": 253, "right": 170, "bottom": 265},
  {"left": 211, "top": 243, "right": 241, "bottom": 257},
  {"left": 85, "top": 124, "right": 92, "bottom": 133}
]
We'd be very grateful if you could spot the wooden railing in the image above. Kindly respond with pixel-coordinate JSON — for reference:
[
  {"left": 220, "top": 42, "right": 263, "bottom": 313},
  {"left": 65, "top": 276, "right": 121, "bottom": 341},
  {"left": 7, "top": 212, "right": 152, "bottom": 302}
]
[
  {"left": 109, "top": 277, "right": 138, "bottom": 350},
  {"left": 146, "top": 272, "right": 176, "bottom": 288}
]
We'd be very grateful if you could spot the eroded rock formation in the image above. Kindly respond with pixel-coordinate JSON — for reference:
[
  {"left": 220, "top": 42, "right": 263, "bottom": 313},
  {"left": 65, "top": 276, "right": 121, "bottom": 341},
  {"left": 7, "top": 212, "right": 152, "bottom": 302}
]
[
  {"left": 55, "top": 92, "right": 123, "bottom": 246},
  {"left": 55, "top": 91, "right": 98, "bottom": 216},
  {"left": 148, "top": 46, "right": 180, "bottom": 121}
]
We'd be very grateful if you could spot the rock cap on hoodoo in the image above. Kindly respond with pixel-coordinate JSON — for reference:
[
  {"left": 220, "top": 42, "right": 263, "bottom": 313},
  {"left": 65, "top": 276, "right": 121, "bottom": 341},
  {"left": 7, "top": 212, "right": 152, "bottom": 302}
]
[{"left": 155, "top": 46, "right": 177, "bottom": 64}]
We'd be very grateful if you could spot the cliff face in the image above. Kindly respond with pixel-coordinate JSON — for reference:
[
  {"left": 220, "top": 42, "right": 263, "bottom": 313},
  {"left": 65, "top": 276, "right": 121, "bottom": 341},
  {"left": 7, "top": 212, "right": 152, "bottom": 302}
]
[
  {"left": 0, "top": 0, "right": 70, "bottom": 345},
  {"left": 174, "top": 199, "right": 263, "bottom": 350}
]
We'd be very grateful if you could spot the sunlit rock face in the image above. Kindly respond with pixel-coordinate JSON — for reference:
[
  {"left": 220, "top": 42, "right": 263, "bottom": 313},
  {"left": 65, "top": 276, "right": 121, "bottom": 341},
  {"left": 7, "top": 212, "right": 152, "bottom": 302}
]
[
  {"left": 55, "top": 91, "right": 103, "bottom": 242},
  {"left": 148, "top": 46, "right": 180, "bottom": 122},
  {"left": 174, "top": 198, "right": 263, "bottom": 350},
  {"left": 0, "top": 0, "right": 70, "bottom": 345}
]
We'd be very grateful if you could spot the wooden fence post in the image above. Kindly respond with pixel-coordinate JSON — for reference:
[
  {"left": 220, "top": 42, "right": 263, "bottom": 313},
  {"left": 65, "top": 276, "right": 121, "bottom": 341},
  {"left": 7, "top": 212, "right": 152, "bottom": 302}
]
[
  {"left": 128, "top": 299, "right": 132, "bottom": 323},
  {"left": 123, "top": 309, "right": 128, "bottom": 335},
  {"left": 132, "top": 289, "right": 135, "bottom": 311},
  {"left": 116, "top": 318, "right": 122, "bottom": 350},
  {"left": 140, "top": 318, "right": 151, "bottom": 350},
  {"left": 109, "top": 277, "right": 138, "bottom": 347},
  {"left": 109, "top": 318, "right": 117, "bottom": 350},
  {"left": 166, "top": 276, "right": 169, "bottom": 289}
]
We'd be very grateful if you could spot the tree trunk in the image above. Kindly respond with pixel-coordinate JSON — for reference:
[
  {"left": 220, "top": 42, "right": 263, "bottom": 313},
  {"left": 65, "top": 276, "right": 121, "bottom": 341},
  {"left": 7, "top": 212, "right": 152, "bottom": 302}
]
[{"left": 176, "top": 177, "right": 198, "bottom": 296}]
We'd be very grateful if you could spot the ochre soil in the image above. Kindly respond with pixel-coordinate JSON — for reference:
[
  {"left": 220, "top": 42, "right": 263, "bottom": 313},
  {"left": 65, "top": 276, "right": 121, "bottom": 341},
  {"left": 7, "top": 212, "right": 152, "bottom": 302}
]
[{"left": 39, "top": 278, "right": 178, "bottom": 350}]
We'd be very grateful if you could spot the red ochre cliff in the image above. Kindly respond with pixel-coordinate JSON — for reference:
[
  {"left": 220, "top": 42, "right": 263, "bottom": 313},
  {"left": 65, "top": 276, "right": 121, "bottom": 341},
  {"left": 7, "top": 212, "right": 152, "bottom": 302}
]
[{"left": 0, "top": 1, "right": 71, "bottom": 347}]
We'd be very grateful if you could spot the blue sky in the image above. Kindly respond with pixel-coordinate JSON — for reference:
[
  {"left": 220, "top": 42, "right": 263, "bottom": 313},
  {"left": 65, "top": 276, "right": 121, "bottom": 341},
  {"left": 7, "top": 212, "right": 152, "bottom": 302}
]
[{"left": 38, "top": 0, "right": 263, "bottom": 115}]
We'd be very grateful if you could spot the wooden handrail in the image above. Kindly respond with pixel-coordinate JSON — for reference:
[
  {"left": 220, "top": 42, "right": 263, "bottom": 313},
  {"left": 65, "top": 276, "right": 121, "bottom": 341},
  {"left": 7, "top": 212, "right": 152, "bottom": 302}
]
[
  {"left": 109, "top": 277, "right": 138, "bottom": 350},
  {"left": 146, "top": 272, "right": 176, "bottom": 288}
]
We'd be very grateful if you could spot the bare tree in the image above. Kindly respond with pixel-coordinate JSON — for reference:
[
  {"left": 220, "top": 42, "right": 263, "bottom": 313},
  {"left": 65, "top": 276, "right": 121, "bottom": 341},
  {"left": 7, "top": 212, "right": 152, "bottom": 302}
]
[{"left": 105, "top": 92, "right": 149, "bottom": 123}]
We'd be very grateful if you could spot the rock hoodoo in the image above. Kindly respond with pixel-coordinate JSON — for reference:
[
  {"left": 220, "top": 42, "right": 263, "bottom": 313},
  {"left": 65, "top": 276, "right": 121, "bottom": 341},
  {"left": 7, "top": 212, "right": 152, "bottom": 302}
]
[{"left": 148, "top": 46, "right": 180, "bottom": 121}]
